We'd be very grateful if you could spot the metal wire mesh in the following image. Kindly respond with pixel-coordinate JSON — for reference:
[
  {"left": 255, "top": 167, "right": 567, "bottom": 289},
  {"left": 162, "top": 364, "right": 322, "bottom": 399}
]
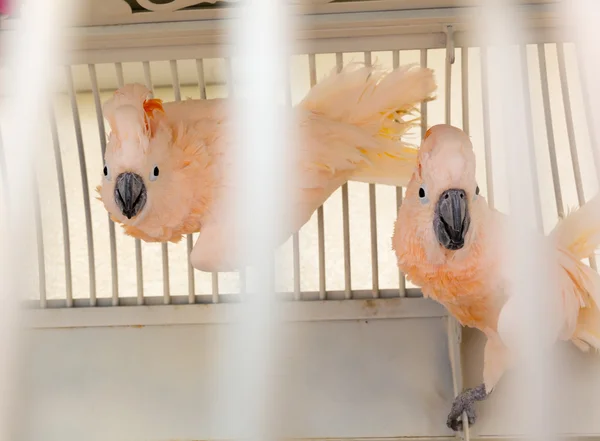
[{"left": 3, "top": 41, "right": 595, "bottom": 310}]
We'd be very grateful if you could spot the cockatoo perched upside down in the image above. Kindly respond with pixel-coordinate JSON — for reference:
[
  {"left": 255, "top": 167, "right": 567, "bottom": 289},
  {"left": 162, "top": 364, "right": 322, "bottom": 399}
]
[
  {"left": 392, "top": 124, "right": 600, "bottom": 431},
  {"left": 98, "top": 64, "right": 436, "bottom": 272}
]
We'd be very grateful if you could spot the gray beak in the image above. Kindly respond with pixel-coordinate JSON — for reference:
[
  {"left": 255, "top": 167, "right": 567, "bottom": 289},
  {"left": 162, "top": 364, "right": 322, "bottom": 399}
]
[
  {"left": 114, "top": 172, "right": 147, "bottom": 220},
  {"left": 433, "top": 188, "right": 470, "bottom": 251}
]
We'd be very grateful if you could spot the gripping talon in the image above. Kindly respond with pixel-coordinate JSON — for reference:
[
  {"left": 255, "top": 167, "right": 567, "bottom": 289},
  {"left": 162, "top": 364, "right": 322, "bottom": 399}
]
[{"left": 446, "top": 383, "right": 487, "bottom": 432}]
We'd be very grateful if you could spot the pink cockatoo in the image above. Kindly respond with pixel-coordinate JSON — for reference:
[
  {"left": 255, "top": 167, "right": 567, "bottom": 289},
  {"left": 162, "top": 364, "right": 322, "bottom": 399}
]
[
  {"left": 98, "top": 63, "right": 437, "bottom": 272},
  {"left": 392, "top": 124, "right": 600, "bottom": 431}
]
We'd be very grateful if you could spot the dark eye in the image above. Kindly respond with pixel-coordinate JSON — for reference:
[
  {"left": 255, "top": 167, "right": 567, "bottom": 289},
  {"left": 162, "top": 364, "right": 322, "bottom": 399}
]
[
  {"left": 149, "top": 165, "right": 159, "bottom": 182},
  {"left": 103, "top": 165, "right": 110, "bottom": 179},
  {"left": 418, "top": 185, "right": 429, "bottom": 204},
  {"left": 476, "top": 186, "right": 480, "bottom": 195}
]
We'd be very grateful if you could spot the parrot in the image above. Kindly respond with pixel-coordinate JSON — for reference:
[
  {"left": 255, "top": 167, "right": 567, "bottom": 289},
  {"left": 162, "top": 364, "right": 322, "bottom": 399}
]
[
  {"left": 98, "top": 63, "right": 437, "bottom": 272},
  {"left": 392, "top": 124, "right": 600, "bottom": 431}
]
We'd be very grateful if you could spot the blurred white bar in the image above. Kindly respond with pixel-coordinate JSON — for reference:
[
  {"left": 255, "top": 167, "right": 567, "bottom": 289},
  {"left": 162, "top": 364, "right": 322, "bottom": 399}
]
[
  {"left": 0, "top": 0, "right": 75, "bottom": 437},
  {"left": 194, "top": 58, "right": 221, "bottom": 301},
  {"left": 478, "top": 0, "right": 559, "bottom": 439},
  {"left": 567, "top": 0, "right": 600, "bottom": 180},
  {"left": 217, "top": 0, "right": 292, "bottom": 439}
]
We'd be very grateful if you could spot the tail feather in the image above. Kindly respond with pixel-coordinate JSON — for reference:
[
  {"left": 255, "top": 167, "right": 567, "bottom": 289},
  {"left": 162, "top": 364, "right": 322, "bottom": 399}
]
[
  {"left": 551, "top": 192, "right": 600, "bottom": 351},
  {"left": 551, "top": 192, "right": 600, "bottom": 260},
  {"left": 572, "top": 278, "right": 600, "bottom": 352},
  {"left": 299, "top": 63, "right": 436, "bottom": 187}
]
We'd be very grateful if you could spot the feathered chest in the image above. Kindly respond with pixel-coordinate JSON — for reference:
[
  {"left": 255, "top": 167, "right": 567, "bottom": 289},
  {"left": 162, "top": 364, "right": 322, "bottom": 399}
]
[{"left": 400, "top": 240, "right": 505, "bottom": 330}]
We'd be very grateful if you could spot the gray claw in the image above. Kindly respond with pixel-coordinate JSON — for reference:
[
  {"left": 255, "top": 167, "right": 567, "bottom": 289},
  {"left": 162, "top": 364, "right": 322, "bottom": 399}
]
[{"left": 447, "top": 383, "right": 488, "bottom": 432}]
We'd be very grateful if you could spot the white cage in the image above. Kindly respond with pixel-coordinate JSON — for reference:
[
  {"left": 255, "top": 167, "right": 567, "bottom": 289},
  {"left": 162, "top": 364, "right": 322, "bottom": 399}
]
[{"left": 1, "top": 0, "right": 600, "bottom": 440}]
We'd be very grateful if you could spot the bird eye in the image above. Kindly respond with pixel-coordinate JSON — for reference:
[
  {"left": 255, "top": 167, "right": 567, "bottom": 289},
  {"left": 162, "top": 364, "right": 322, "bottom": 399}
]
[
  {"left": 103, "top": 164, "right": 110, "bottom": 180},
  {"left": 149, "top": 165, "right": 160, "bottom": 182},
  {"left": 418, "top": 185, "right": 429, "bottom": 204},
  {"left": 476, "top": 185, "right": 480, "bottom": 195}
]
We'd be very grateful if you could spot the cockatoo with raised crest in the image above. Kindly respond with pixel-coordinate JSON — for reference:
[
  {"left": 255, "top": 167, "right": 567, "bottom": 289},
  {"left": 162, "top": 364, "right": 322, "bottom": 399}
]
[
  {"left": 392, "top": 124, "right": 600, "bottom": 431},
  {"left": 98, "top": 63, "right": 436, "bottom": 272}
]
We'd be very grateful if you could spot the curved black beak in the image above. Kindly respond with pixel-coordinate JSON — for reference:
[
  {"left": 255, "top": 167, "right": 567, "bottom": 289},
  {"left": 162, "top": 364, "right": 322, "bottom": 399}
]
[
  {"left": 433, "top": 189, "right": 470, "bottom": 250},
  {"left": 114, "top": 172, "right": 147, "bottom": 220}
]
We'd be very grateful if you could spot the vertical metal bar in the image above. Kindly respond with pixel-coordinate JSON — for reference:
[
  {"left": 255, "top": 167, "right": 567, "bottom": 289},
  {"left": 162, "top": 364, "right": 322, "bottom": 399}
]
[
  {"left": 169, "top": 60, "right": 196, "bottom": 304},
  {"left": 65, "top": 65, "right": 96, "bottom": 305},
  {"left": 170, "top": 60, "right": 182, "bottom": 101},
  {"left": 308, "top": 53, "right": 326, "bottom": 300},
  {"left": 336, "top": 52, "right": 352, "bottom": 299},
  {"left": 89, "top": 63, "right": 119, "bottom": 306},
  {"left": 420, "top": 49, "right": 428, "bottom": 139},
  {"left": 211, "top": 269, "right": 219, "bottom": 303},
  {"left": 195, "top": 59, "right": 221, "bottom": 300},
  {"left": 368, "top": 183, "right": 379, "bottom": 297},
  {"left": 142, "top": 62, "right": 170, "bottom": 304},
  {"left": 480, "top": 47, "right": 495, "bottom": 209},
  {"left": 364, "top": 51, "right": 379, "bottom": 298},
  {"left": 115, "top": 62, "right": 125, "bottom": 89},
  {"left": 287, "top": 67, "right": 300, "bottom": 302},
  {"left": 393, "top": 50, "right": 406, "bottom": 297},
  {"left": 226, "top": 58, "right": 234, "bottom": 97},
  {"left": 161, "top": 242, "right": 170, "bottom": 304},
  {"left": 520, "top": 45, "right": 545, "bottom": 231},
  {"left": 445, "top": 29, "right": 454, "bottom": 125},
  {"left": 556, "top": 43, "right": 597, "bottom": 270},
  {"left": 557, "top": 45, "right": 587, "bottom": 207},
  {"left": 48, "top": 106, "right": 73, "bottom": 304},
  {"left": 292, "top": 234, "right": 301, "bottom": 300},
  {"left": 196, "top": 59, "right": 207, "bottom": 100},
  {"left": 117, "top": 62, "right": 145, "bottom": 305},
  {"left": 33, "top": 176, "right": 46, "bottom": 308},
  {"left": 461, "top": 47, "right": 470, "bottom": 135},
  {"left": 537, "top": 44, "right": 564, "bottom": 218}
]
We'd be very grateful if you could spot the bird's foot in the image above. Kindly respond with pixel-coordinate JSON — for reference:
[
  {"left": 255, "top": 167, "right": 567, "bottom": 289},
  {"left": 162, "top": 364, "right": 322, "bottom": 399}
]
[{"left": 447, "top": 383, "right": 488, "bottom": 432}]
